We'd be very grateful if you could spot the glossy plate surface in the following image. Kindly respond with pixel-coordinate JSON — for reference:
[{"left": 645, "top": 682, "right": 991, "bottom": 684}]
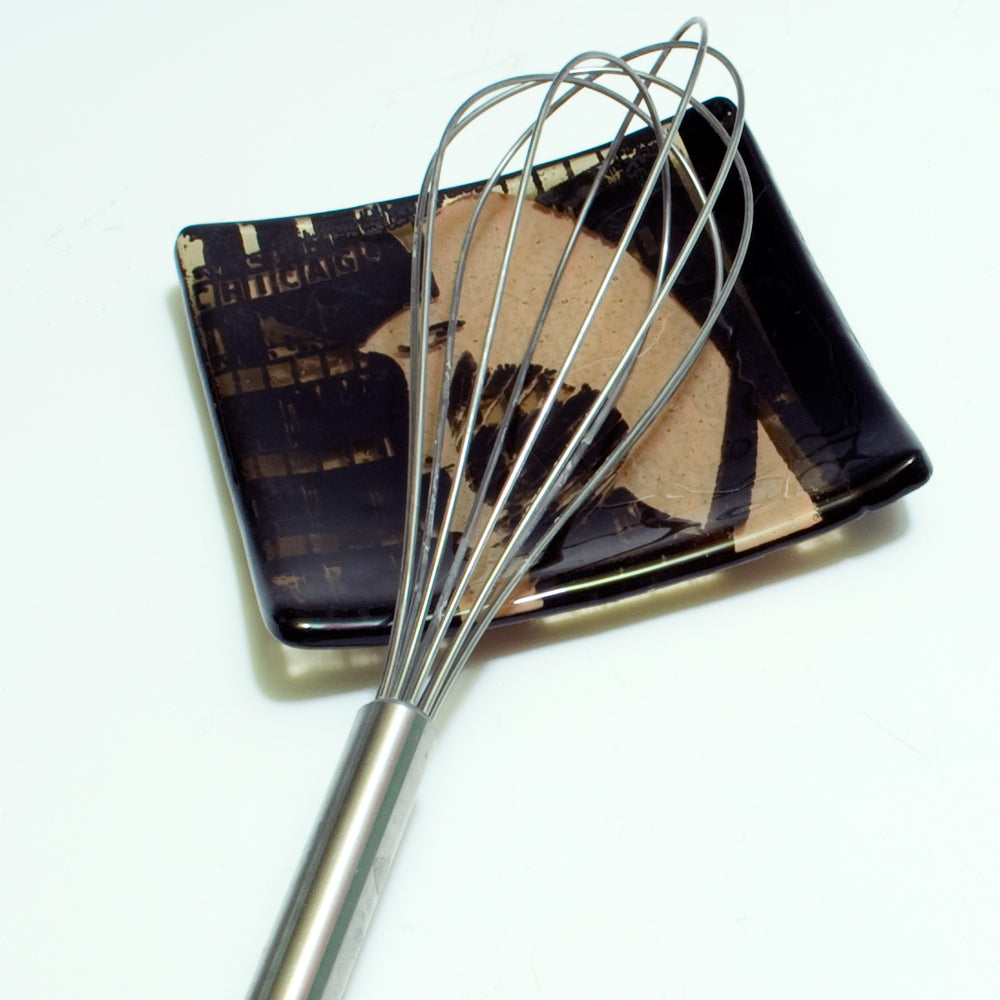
[{"left": 176, "top": 99, "right": 930, "bottom": 647}]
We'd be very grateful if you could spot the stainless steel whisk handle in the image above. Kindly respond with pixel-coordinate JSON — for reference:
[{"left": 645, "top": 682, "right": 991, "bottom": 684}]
[{"left": 246, "top": 699, "right": 435, "bottom": 1000}]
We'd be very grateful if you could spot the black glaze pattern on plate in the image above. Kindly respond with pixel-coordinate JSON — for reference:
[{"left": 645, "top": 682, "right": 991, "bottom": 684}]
[{"left": 177, "top": 98, "right": 931, "bottom": 647}]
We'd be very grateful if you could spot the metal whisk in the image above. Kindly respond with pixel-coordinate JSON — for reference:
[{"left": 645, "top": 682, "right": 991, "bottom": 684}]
[{"left": 247, "top": 18, "right": 752, "bottom": 1000}]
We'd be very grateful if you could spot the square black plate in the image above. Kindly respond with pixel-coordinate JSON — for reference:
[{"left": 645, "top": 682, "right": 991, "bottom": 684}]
[{"left": 176, "top": 99, "right": 930, "bottom": 647}]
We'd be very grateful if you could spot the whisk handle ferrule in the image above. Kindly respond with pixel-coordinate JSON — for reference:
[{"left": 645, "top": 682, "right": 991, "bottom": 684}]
[{"left": 246, "top": 699, "right": 434, "bottom": 1000}]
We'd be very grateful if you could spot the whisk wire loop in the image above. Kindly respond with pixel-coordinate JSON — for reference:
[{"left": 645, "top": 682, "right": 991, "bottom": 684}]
[
  {"left": 383, "top": 61, "right": 676, "bottom": 698},
  {"left": 380, "top": 30, "right": 750, "bottom": 715},
  {"left": 394, "top": 55, "right": 682, "bottom": 702}
]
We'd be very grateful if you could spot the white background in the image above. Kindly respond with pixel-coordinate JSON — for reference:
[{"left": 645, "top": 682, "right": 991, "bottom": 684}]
[{"left": 2, "top": 2, "right": 998, "bottom": 998}]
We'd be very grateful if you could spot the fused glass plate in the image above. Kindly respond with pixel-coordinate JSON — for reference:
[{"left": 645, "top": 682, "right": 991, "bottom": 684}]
[{"left": 176, "top": 99, "right": 931, "bottom": 648}]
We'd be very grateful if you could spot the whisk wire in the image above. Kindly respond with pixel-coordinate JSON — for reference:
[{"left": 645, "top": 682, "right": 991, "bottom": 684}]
[
  {"left": 426, "top": 101, "right": 752, "bottom": 713},
  {"left": 392, "top": 120, "right": 663, "bottom": 701},
  {"left": 381, "top": 30, "right": 750, "bottom": 715},
  {"left": 384, "top": 32, "right": 722, "bottom": 697},
  {"left": 394, "top": 56, "right": 680, "bottom": 704},
  {"left": 384, "top": 58, "right": 671, "bottom": 701}
]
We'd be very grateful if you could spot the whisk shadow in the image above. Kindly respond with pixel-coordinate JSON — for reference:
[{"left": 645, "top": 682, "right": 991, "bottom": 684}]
[{"left": 171, "top": 285, "right": 909, "bottom": 702}]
